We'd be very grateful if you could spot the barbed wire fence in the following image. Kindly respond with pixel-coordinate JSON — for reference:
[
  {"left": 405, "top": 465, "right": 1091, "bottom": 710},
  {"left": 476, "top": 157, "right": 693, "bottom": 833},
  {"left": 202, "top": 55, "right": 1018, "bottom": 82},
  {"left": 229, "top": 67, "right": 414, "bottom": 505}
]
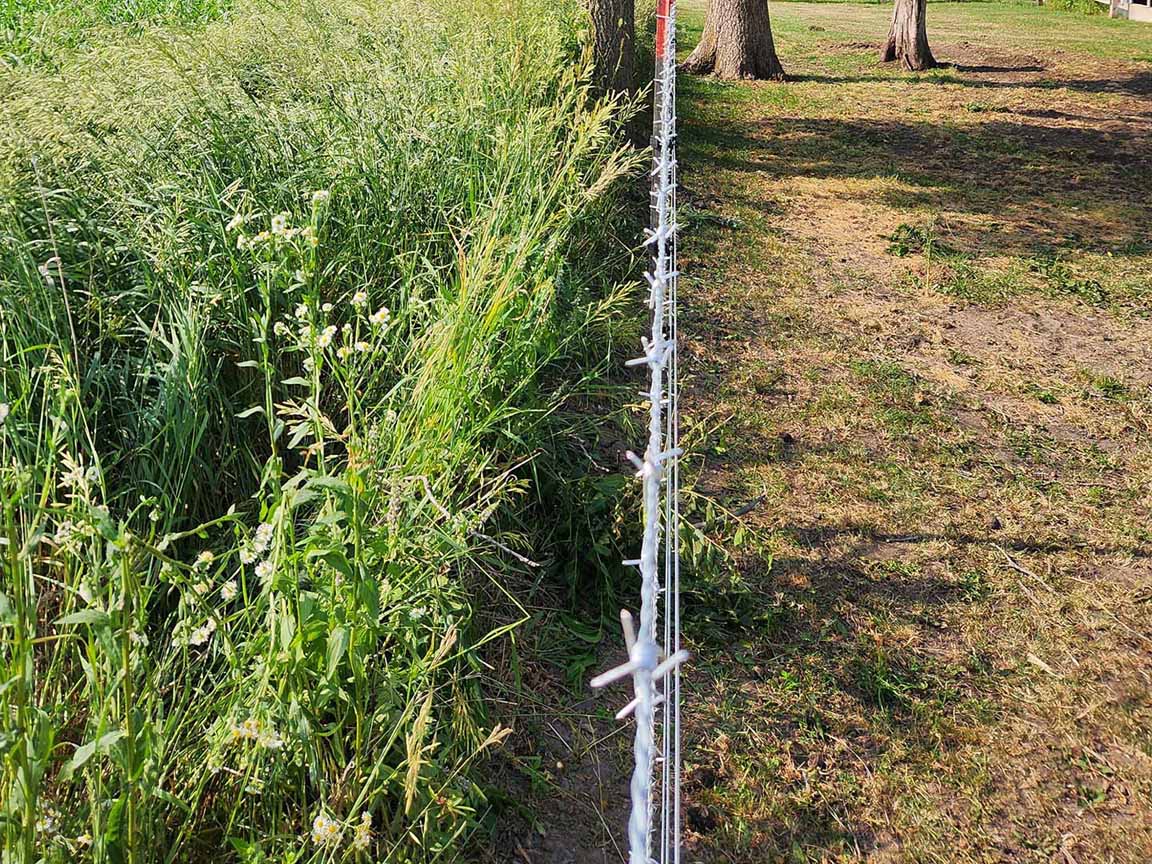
[{"left": 590, "top": 0, "right": 687, "bottom": 861}]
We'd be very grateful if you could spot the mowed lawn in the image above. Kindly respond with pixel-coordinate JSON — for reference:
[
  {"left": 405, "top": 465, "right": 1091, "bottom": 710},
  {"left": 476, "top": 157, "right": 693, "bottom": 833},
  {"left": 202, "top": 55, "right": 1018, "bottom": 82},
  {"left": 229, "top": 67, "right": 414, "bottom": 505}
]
[{"left": 672, "top": 1, "right": 1152, "bottom": 862}]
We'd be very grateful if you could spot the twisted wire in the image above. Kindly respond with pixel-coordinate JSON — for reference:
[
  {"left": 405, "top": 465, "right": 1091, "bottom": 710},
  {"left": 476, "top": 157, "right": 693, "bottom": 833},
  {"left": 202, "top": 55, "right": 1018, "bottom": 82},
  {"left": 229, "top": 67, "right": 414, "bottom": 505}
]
[{"left": 589, "top": 2, "right": 683, "bottom": 862}]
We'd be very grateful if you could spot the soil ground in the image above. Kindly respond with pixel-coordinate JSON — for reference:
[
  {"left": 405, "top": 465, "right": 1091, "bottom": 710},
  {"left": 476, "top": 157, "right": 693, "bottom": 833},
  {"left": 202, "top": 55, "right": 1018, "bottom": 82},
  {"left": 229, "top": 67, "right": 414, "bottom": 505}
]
[{"left": 498, "top": 3, "right": 1152, "bottom": 862}]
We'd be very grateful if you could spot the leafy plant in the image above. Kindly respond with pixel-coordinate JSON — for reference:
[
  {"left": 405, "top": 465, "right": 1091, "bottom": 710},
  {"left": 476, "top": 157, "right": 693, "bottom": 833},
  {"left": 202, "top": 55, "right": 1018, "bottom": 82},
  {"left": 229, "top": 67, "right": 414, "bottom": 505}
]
[{"left": 0, "top": 0, "right": 643, "bottom": 860}]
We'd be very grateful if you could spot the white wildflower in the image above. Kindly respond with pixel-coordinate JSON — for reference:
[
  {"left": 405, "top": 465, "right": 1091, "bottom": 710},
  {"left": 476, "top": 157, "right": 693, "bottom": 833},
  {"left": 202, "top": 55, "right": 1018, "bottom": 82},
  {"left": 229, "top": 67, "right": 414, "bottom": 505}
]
[
  {"left": 253, "top": 522, "right": 274, "bottom": 552},
  {"left": 317, "top": 326, "right": 336, "bottom": 349},
  {"left": 370, "top": 306, "right": 390, "bottom": 327},
  {"left": 221, "top": 580, "right": 238, "bottom": 601},
  {"left": 311, "top": 189, "right": 330, "bottom": 206},
  {"left": 225, "top": 213, "right": 245, "bottom": 232},
  {"left": 194, "top": 550, "right": 215, "bottom": 570},
  {"left": 231, "top": 717, "right": 258, "bottom": 741},
  {"left": 303, "top": 356, "right": 315, "bottom": 372},
  {"left": 311, "top": 814, "right": 341, "bottom": 847},
  {"left": 300, "top": 226, "right": 317, "bottom": 247},
  {"left": 295, "top": 303, "right": 309, "bottom": 320},
  {"left": 188, "top": 624, "right": 213, "bottom": 647},
  {"left": 271, "top": 212, "right": 290, "bottom": 238},
  {"left": 54, "top": 520, "right": 77, "bottom": 545},
  {"left": 321, "top": 302, "right": 334, "bottom": 313},
  {"left": 192, "top": 580, "right": 210, "bottom": 596},
  {"left": 0, "top": 403, "right": 8, "bottom": 426},
  {"left": 239, "top": 544, "right": 257, "bottom": 565},
  {"left": 258, "top": 728, "right": 284, "bottom": 750},
  {"left": 351, "top": 290, "right": 368, "bottom": 308},
  {"left": 255, "top": 560, "right": 274, "bottom": 583},
  {"left": 76, "top": 833, "right": 92, "bottom": 847},
  {"left": 355, "top": 341, "right": 370, "bottom": 353},
  {"left": 336, "top": 345, "right": 353, "bottom": 360},
  {"left": 59, "top": 462, "right": 85, "bottom": 490},
  {"left": 273, "top": 321, "right": 290, "bottom": 338},
  {"left": 236, "top": 234, "right": 248, "bottom": 251},
  {"left": 352, "top": 812, "right": 372, "bottom": 852}
]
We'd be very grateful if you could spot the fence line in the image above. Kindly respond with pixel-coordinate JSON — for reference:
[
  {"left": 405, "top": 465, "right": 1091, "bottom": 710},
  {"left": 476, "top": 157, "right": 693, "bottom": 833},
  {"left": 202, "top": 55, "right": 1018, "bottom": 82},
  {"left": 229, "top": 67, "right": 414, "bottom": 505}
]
[{"left": 589, "top": 1, "right": 685, "bottom": 861}]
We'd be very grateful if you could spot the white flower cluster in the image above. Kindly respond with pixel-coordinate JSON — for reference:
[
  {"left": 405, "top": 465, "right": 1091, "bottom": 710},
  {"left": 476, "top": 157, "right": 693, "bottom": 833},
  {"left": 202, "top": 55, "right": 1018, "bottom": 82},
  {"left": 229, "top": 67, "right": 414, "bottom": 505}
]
[
  {"left": 240, "top": 522, "right": 277, "bottom": 586},
  {"left": 310, "top": 811, "right": 371, "bottom": 851},
  {"left": 229, "top": 198, "right": 325, "bottom": 251},
  {"left": 54, "top": 518, "right": 95, "bottom": 549},
  {"left": 280, "top": 297, "right": 387, "bottom": 367},
  {"left": 229, "top": 717, "right": 284, "bottom": 750},
  {"left": 311, "top": 813, "right": 341, "bottom": 846},
  {"left": 188, "top": 618, "right": 216, "bottom": 647},
  {"left": 352, "top": 812, "right": 372, "bottom": 852},
  {"left": 59, "top": 454, "right": 98, "bottom": 496},
  {"left": 34, "top": 808, "right": 59, "bottom": 836}
]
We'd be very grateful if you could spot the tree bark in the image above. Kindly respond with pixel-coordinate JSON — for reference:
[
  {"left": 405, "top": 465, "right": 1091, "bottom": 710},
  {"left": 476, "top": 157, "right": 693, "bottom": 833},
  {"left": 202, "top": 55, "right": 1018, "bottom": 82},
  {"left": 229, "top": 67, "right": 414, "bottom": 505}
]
[
  {"left": 589, "top": 0, "right": 635, "bottom": 95},
  {"left": 880, "top": 0, "right": 935, "bottom": 72},
  {"left": 683, "top": 0, "right": 785, "bottom": 81}
]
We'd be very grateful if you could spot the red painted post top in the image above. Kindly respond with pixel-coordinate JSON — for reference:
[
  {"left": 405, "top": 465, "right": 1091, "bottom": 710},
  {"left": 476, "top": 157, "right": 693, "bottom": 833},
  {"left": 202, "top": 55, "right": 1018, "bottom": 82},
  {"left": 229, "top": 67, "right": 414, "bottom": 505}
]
[{"left": 655, "top": 0, "right": 671, "bottom": 60}]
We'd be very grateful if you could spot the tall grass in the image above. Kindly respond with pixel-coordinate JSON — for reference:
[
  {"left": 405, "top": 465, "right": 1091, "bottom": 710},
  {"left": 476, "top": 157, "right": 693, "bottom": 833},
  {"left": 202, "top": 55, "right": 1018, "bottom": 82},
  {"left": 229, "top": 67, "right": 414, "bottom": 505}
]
[{"left": 0, "top": 0, "right": 641, "bottom": 860}]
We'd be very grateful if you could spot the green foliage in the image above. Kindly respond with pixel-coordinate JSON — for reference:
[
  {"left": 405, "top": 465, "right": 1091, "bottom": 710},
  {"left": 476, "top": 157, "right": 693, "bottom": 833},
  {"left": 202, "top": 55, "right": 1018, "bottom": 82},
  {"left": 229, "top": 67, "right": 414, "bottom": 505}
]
[
  {"left": 1, "top": 0, "right": 232, "bottom": 64},
  {"left": 1030, "top": 255, "right": 1109, "bottom": 306},
  {"left": 885, "top": 221, "right": 955, "bottom": 259},
  {"left": 1047, "top": 0, "right": 1103, "bottom": 16},
  {"left": 0, "top": 0, "right": 642, "bottom": 860}
]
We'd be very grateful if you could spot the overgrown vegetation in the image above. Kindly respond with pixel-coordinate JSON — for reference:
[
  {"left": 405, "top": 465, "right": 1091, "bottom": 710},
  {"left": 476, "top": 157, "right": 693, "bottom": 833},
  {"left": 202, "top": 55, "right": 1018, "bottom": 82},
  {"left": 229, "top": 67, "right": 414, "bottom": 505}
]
[{"left": 0, "top": 0, "right": 643, "bottom": 860}]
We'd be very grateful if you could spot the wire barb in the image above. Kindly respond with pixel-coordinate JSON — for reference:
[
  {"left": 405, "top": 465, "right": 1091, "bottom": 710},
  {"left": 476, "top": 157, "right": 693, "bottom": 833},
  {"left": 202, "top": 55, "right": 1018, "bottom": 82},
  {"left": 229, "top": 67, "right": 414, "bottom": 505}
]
[{"left": 589, "top": 3, "right": 684, "bottom": 862}]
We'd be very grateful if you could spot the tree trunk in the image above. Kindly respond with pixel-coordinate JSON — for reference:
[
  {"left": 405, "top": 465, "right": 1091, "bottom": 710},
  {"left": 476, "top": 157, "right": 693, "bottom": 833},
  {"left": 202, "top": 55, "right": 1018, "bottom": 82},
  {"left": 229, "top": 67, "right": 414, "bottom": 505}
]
[
  {"left": 589, "top": 0, "right": 635, "bottom": 95},
  {"left": 683, "top": 0, "right": 785, "bottom": 81},
  {"left": 880, "top": 0, "right": 935, "bottom": 71}
]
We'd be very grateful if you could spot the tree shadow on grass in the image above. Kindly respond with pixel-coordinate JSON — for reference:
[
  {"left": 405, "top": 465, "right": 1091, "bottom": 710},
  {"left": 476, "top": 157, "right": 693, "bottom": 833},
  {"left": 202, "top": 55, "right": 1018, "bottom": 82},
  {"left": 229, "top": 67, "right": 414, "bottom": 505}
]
[
  {"left": 783, "top": 69, "right": 1152, "bottom": 96},
  {"left": 682, "top": 523, "right": 997, "bottom": 858},
  {"left": 680, "top": 99, "right": 1152, "bottom": 259}
]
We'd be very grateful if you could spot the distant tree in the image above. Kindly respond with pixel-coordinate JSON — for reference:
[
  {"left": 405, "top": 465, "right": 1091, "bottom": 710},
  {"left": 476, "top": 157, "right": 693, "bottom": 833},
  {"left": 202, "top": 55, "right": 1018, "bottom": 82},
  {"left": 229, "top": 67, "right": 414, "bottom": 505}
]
[
  {"left": 880, "top": 0, "right": 936, "bottom": 71},
  {"left": 682, "top": 0, "right": 785, "bottom": 81},
  {"left": 589, "top": 0, "right": 635, "bottom": 94}
]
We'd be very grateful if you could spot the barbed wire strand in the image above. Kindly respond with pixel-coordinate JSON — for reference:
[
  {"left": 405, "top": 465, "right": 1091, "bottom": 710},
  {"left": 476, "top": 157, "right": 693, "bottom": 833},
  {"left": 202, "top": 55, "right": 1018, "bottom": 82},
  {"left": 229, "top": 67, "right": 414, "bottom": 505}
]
[{"left": 589, "top": 1, "right": 685, "bottom": 862}]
